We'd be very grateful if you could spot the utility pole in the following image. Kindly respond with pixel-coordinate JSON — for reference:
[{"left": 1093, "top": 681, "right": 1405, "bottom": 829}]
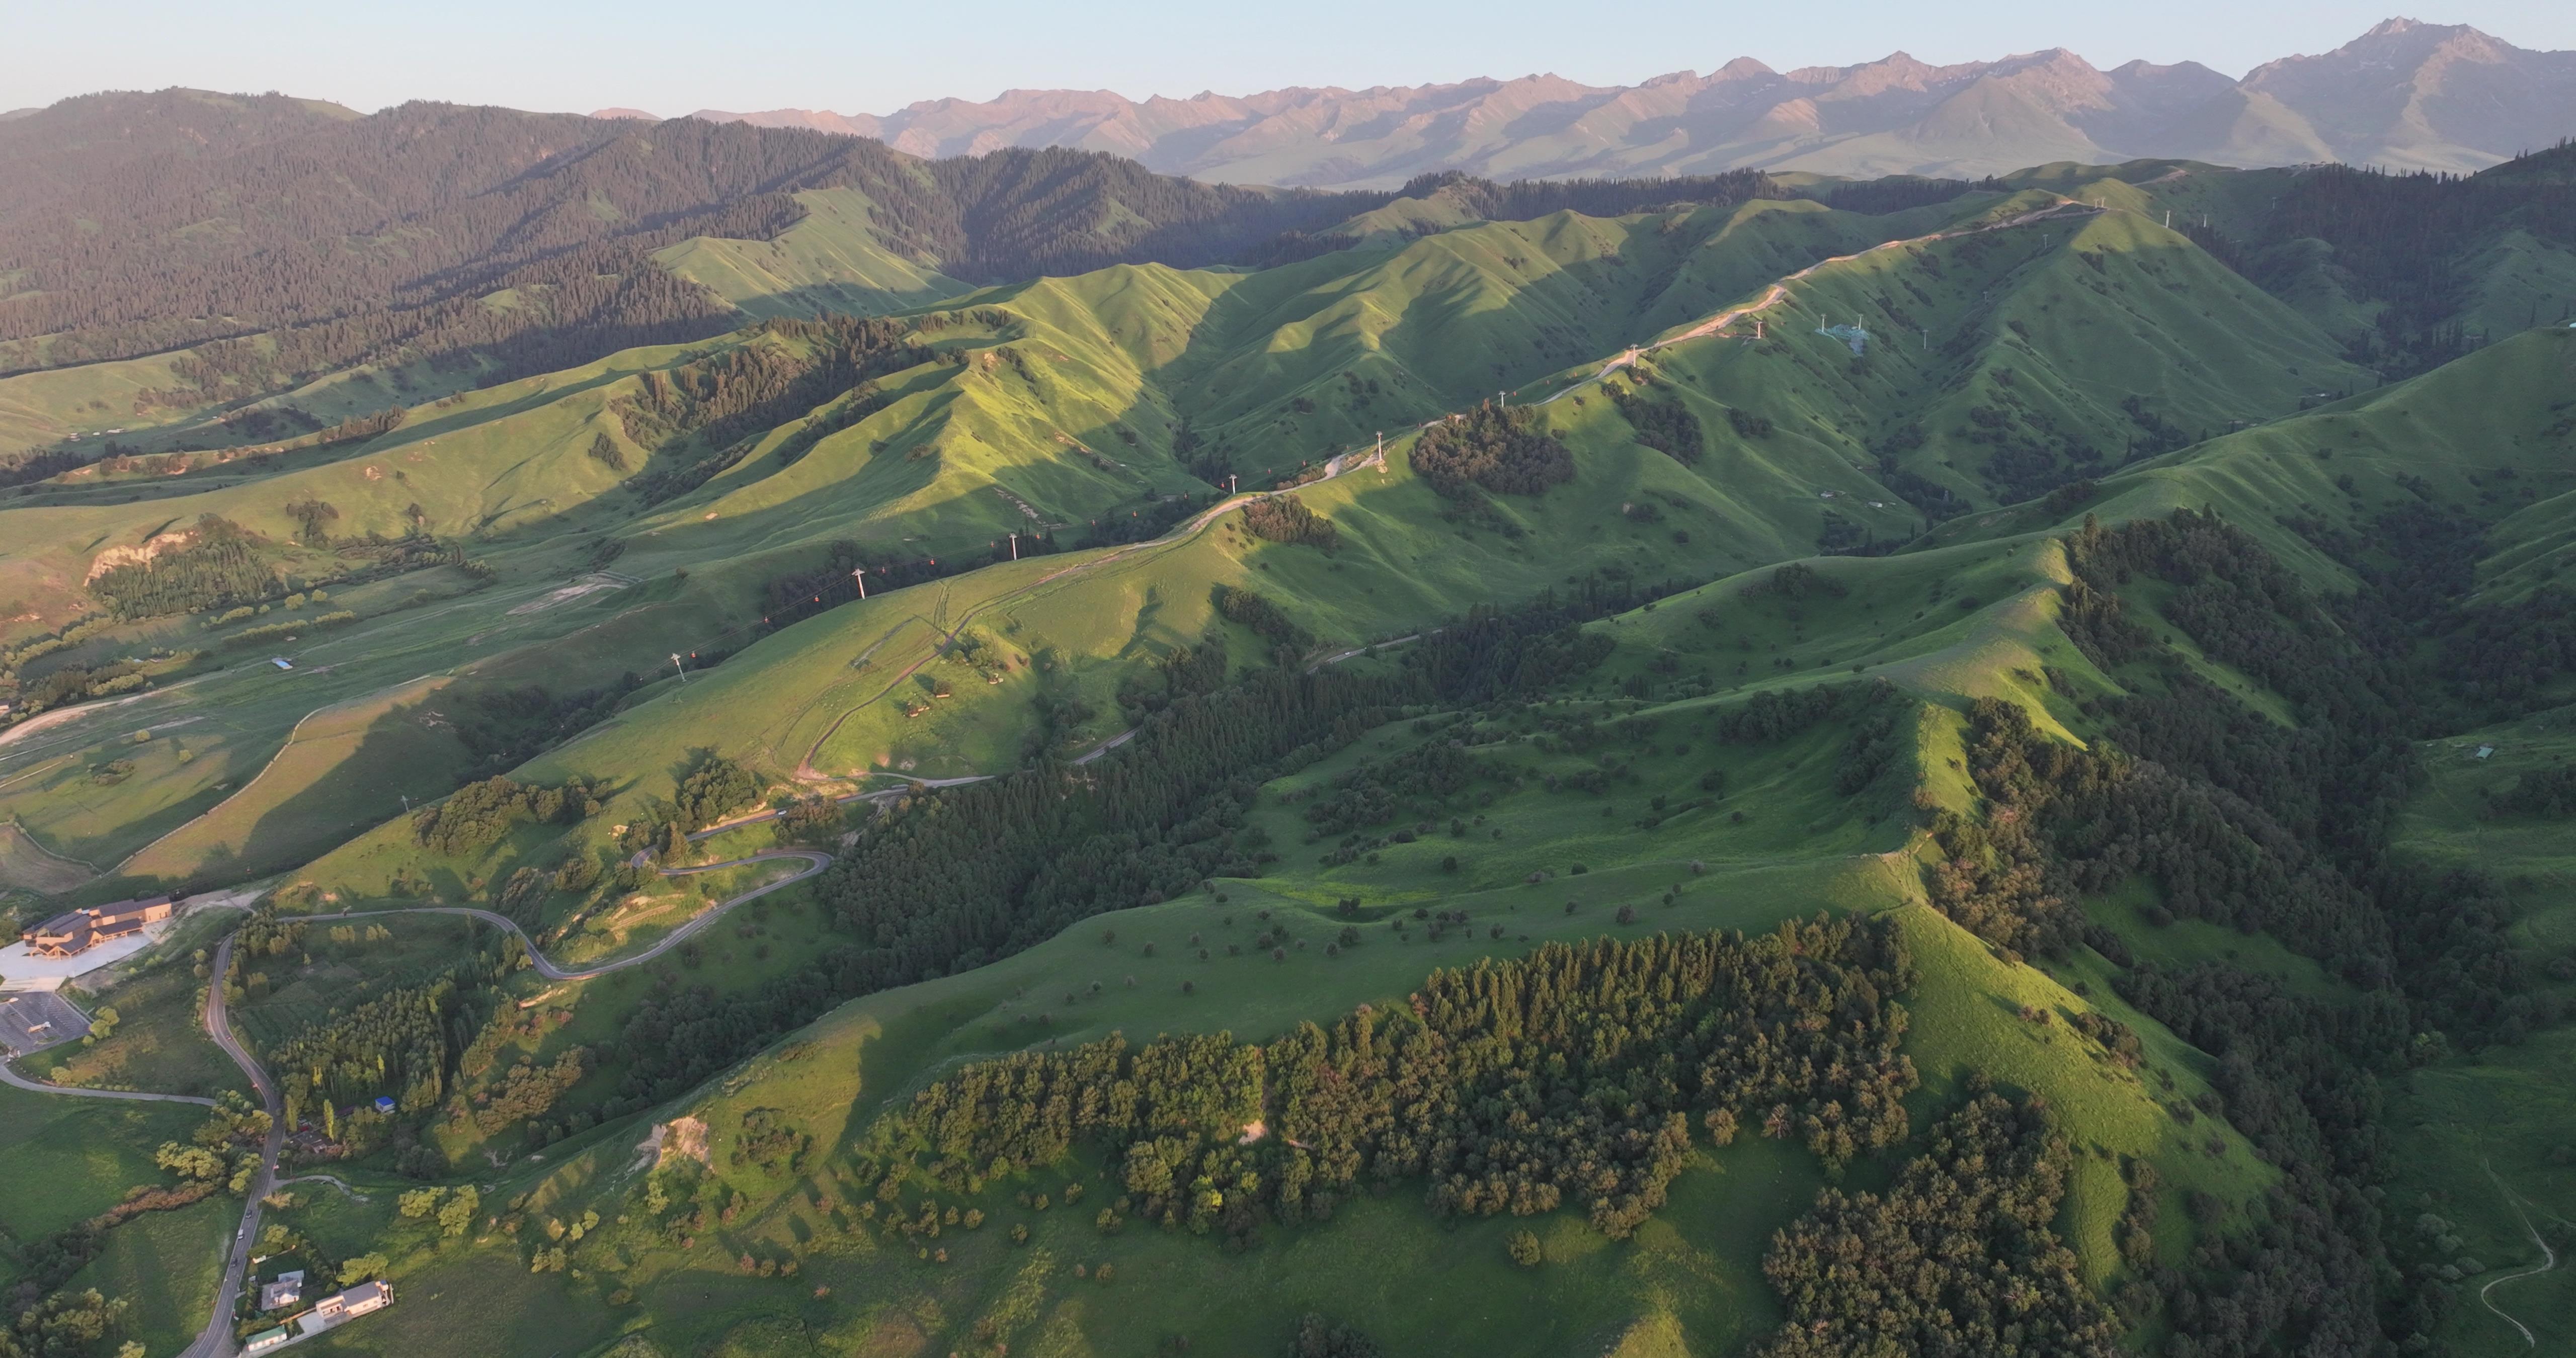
[
  {"left": 851, "top": 566, "right": 866, "bottom": 600},
  {"left": 670, "top": 653, "right": 687, "bottom": 684}
]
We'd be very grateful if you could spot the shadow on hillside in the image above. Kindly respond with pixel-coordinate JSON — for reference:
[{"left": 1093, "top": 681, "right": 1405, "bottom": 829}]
[{"left": 126, "top": 690, "right": 480, "bottom": 896}]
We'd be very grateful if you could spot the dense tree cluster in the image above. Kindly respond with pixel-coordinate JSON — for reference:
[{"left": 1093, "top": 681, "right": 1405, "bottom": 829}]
[
  {"left": 2, "top": 658, "right": 149, "bottom": 722},
  {"left": 672, "top": 753, "right": 762, "bottom": 832},
  {"left": 2059, "top": 512, "right": 2527, "bottom": 1035},
  {"left": 616, "top": 315, "right": 930, "bottom": 504},
  {"left": 1239, "top": 493, "right": 1340, "bottom": 549},
  {"left": 2185, "top": 149, "right": 2576, "bottom": 374},
  {"left": 1707, "top": 681, "right": 1852, "bottom": 745},
  {"left": 1391, "top": 168, "right": 1785, "bottom": 226},
  {"left": 1287, "top": 1314, "right": 1386, "bottom": 1358},
  {"left": 468, "top": 1048, "right": 594, "bottom": 1135},
  {"left": 80, "top": 515, "right": 466, "bottom": 625},
  {"left": 411, "top": 775, "right": 597, "bottom": 857},
  {"left": 84, "top": 515, "right": 276, "bottom": 621},
  {"left": 0, "top": 1288, "right": 129, "bottom": 1358},
  {"left": 1756, "top": 1090, "right": 2118, "bottom": 1358},
  {"left": 864, "top": 922, "right": 1915, "bottom": 1244},
  {"left": 2488, "top": 763, "right": 2576, "bottom": 818},
  {"left": 2111, "top": 960, "right": 2414, "bottom": 1353},
  {"left": 1213, "top": 585, "right": 1314, "bottom": 656},
  {"left": 1604, "top": 379, "right": 1705, "bottom": 464},
  {"left": 270, "top": 981, "right": 459, "bottom": 1128},
  {"left": 1822, "top": 174, "right": 2008, "bottom": 215},
  {"left": 1409, "top": 406, "right": 1575, "bottom": 498},
  {"left": 1299, "top": 740, "right": 1478, "bottom": 836}
]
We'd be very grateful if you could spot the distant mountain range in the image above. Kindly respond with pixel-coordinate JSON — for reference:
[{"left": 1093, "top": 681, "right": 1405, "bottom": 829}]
[{"left": 614, "top": 19, "right": 2576, "bottom": 187}]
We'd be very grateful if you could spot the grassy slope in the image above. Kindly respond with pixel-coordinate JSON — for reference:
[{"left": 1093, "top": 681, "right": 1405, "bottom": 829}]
[
  {"left": 8, "top": 196, "right": 1978, "bottom": 888},
  {"left": 287, "top": 524, "right": 2283, "bottom": 1355},
  {"left": 276, "top": 188, "right": 2375, "bottom": 909},
  {"left": 21, "top": 961, "right": 245, "bottom": 1098},
  {"left": 66, "top": 1195, "right": 232, "bottom": 1355},
  {"left": 2105, "top": 326, "right": 2575, "bottom": 585},
  {"left": 656, "top": 187, "right": 974, "bottom": 319},
  {"left": 0, "top": 1079, "right": 207, "bottom": 1251},
  {"left": 2386, "top": 706, "right": 2576, "bottom": 1355},
  {"left": 11, "top": 185, "right": 2508, "bottom": 1355},
  {"left": 3, "top": 184, "right": 2377, "bottom": 896},
  {"left": 307, "top": 320, "right": 2576, "bottom": 1355},
  {"left": 1888, "top": 324, "right": 2576, "bottom": 1354}
]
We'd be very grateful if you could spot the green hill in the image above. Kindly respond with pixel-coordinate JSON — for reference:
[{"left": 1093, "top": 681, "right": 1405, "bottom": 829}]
[
  {"left": 5, "top": 147, "right": 2575, "bottom": 1358},
  {"left": 1, "top": 181, "right": 2370, "bottom": 890}
]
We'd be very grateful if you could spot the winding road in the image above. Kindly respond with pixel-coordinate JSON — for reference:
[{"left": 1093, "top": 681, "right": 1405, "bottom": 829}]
[
  {"left": 2479, "top": 1162, "right": 2561, "bottom": 1348},
  {"left": 301, "top": 850, "right": 833, "bottom": 981},
  {"left": 0, "top": 847, "right": 839, "bottom": 1358},
  {"left": 0, "top": 1059, "right": 219, "bottom": 1105},
  {"left": 182, "top": 935, "right": 286, "bottom": 1358}
]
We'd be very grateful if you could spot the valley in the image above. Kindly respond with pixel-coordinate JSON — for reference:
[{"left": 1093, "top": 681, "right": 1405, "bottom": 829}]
[{"left": 0, "top": 65, "right": 2573, "bottom": 1358}]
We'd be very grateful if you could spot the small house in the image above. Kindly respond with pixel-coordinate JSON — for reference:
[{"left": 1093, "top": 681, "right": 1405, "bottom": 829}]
[
  {"left": 258, "top": 1269, "right": 305, "bottom": 1312},
  {"left": 244, "top": 1328, "right": 290, "bottom": 1353},
  {"left": 314, "top": 1280, "right": 391, "bottom": 1320},
  {"left": 373, "top": 1095, "right": 396, "bottom": 1114}
]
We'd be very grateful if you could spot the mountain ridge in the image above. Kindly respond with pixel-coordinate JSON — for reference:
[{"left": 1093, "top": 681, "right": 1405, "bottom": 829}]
[{"left": 649, "top": 19, "right": 2576, "bottom": 186}]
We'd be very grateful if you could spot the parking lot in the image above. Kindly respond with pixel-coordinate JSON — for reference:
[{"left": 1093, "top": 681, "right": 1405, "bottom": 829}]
[{"left": 0, "top": 990, "right": 91, "bottom": 1056}]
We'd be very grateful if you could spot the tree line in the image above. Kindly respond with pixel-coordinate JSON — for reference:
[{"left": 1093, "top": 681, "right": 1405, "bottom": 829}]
[
  {"left": 596, "top": 571, "right": 1673, "bottom": 1113},
  {"left": 861, "top": 921, "right": 1915, "bottom": 1245},
  {"left": 1756, "top": 1087, "right": 2119, "bottom": 1357},
  {"left": 1955, "top": 507, "right": 2557, "bottom": 1353}
]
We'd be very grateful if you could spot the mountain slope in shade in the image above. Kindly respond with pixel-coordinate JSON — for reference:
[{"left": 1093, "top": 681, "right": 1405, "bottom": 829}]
[{"left": 664, "top": 20, "right": 2576, "bottom": 187}]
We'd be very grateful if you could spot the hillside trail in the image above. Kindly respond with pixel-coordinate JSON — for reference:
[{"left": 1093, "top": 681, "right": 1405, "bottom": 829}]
[
  {"left": 1538, "top": 197, "right": 2098, "bottom": 397},
  {"left": 273, "top": 1172, "right": 369, "bottom": 1202},
  {"left": 785, "top": 195, "right": 2099, "bottom": 787},
  {"left": 2479, "top": 1159, "right": 2561, "bottom": 1348},
  {"left": 305, "top": 848, "right": 833, "bottom": 981}
]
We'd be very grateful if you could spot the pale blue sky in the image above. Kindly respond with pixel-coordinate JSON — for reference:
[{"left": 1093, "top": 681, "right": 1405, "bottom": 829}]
[{"left": 7, "top": 2, "right": 2571, "bottom": 117}]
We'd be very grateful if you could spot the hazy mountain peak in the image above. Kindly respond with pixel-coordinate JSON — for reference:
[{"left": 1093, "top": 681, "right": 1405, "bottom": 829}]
[{"left": 650, "top": 21, "right": 2570, "bottom": 186}]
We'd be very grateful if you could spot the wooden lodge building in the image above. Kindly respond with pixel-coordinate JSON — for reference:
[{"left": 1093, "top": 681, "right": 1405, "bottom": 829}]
[{"left": 19, "top": 896, "right": 172, "bottom": 958}]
